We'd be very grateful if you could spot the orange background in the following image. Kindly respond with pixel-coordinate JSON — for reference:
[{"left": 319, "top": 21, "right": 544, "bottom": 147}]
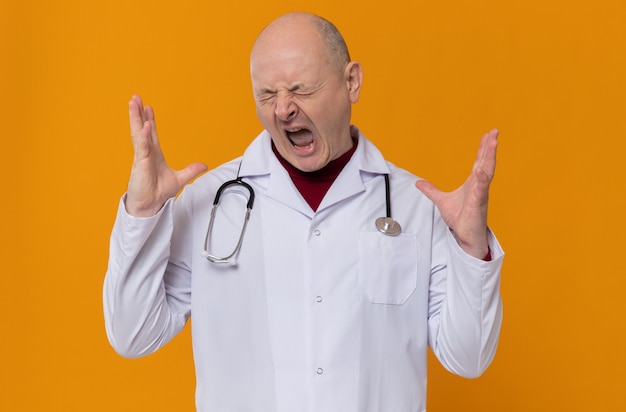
[{"left": 1, "top": 0, "right": 625, "bottom": 410}]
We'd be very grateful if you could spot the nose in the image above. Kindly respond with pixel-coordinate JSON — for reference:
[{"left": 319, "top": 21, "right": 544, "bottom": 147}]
[{"left": 275, "top": 94, "right": 297, "bottom": 121}]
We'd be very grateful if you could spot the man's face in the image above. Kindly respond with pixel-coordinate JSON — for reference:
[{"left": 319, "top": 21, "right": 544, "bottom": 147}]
[{"left": 250, "top": 20, "right": 361, "bottom": 172}]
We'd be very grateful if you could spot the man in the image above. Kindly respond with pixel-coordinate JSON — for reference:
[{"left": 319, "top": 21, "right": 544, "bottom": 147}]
[{"left": 104, "top": 12, "right": 503, "bottom": 412}]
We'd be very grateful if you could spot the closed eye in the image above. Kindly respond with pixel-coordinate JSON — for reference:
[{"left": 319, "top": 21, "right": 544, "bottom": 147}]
[{"left": 257, "top": 93, "right": 276, "bottom": 104}]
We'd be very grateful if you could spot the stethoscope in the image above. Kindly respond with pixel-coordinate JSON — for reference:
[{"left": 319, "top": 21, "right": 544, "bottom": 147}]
[
  {"left": 202, "top": 173, "right": 401, "bottom": 263},
  {"left": 374, "top": 174, "right": 402, "bottom": 236},
  {"left": 201, "top": 178, "right": 255, "bottom": 263}
]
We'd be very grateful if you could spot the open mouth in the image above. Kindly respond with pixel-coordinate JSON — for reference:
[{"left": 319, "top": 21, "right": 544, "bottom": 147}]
[{"left": 286, "top": 128, "right": 314, "bottom": 149}]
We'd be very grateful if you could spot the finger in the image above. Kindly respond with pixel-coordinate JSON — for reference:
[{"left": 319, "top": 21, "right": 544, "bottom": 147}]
[
  {"left": 133, "top": 94, "right": 147, "bottom": 124},
  {"left": 133, "top": 120, "right": 153, "bottom": 161},
  {"left": 472, "top": 130, "right": 489, "bottom": 171},
  {"left": 143, "top": 105, "right": 159, "bottom": 145},
  {"left": 472, "top": 129, "right": 498, "bottom": 179},
  {"left": 477, "top": 129, "right": 498, "bottom": 180},
  {"left": 177, "top": 162, "right": 209, "bottom": 186},
  {"left": 128, "top": 96, "right": 145, "bottom": 139},
  {"left": 144, "top": 104, "right": 155, "bottom": 123}
]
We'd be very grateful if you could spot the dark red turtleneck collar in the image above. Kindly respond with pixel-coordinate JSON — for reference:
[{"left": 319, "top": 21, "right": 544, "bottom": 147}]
[{"left": 272, "top": 141, "right": 358, "bottom": 211}]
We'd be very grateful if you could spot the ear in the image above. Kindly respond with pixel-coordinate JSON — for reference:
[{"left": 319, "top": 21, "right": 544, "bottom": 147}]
[{"left": 345, "top": 61, "right": 363, "bottom": 103}]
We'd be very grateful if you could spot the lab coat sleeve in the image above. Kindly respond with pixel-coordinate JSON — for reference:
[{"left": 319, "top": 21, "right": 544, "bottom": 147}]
[
  {"left": 103, "top": 195, "right": 191, "bottom": 358},
  {"left": 427, "top": 222, "right": 504, "bottom": 378}
]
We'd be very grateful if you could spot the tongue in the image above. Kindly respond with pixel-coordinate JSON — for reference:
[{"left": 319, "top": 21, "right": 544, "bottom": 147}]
[{"left": 289, "top": 129, "right": 313, "bottom": 148}]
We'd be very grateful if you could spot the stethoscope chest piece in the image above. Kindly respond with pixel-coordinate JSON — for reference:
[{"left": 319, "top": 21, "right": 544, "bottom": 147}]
[{"left": 376, "top": 216, "right": 401, "bottom": 236}]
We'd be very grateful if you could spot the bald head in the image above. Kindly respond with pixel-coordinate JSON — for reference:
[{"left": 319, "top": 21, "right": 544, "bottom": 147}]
[{"left": 251, "top": 12, "right": 351, "bottom": 73}]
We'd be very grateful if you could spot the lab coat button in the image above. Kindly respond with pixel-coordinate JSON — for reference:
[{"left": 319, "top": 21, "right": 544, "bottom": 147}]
[
  {"left": 316, "top": 368, "right": 324, "bottom": 375},
  {"left": 314, "top": 230, "right": 321, "bottom": 236},
  {"left": 315, "top": 296, "right": 323, "bottom": 303}
]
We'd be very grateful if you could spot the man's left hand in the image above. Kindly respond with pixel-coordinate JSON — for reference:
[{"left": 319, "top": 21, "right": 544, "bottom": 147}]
[{"left": 415, "top": 129, "right": 499, "bottom": 259}]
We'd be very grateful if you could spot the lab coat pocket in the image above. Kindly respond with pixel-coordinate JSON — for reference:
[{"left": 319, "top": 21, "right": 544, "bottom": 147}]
[{"left": 358, "top": 232, "right": 418, "bottom": 305}]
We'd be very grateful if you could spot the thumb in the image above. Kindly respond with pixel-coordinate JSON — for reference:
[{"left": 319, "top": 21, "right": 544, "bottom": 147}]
[
  {"left": 415, "top": 179, "right": 443, "bottom": 204},
  {"left": 178, "top": 162, "right": 209, "bottom": 186}
]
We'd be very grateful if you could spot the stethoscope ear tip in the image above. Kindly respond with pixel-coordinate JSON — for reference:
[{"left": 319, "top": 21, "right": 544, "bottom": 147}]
[{"left": 201, "top": 250, "right": 210, "bottom": 258}]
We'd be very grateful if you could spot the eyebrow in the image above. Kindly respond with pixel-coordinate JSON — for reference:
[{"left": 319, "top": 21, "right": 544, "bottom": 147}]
[{"left": 287, "top": 83, "right": 306, "bottom": 92}]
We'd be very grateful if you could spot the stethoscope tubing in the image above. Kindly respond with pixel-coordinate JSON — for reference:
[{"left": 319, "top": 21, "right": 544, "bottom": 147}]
[
  {"left": 203, "top": 172, "right": 401, "bottom": 263},
  {"left": 202, "top": 178, "right": 254, "bottom": 263}
]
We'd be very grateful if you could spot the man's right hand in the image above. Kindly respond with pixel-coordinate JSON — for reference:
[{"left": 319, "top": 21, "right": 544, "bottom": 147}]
[{"left": 126, "top": 95, "right": 208, "bottom": 217}]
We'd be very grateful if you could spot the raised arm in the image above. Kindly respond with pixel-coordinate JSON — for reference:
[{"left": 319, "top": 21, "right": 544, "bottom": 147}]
[
  {"left": 418, "top": 129, "right": 503, "bottom": 377},
  {"left": 103, "top": 96, "right": 207, "bottom": 357}
]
